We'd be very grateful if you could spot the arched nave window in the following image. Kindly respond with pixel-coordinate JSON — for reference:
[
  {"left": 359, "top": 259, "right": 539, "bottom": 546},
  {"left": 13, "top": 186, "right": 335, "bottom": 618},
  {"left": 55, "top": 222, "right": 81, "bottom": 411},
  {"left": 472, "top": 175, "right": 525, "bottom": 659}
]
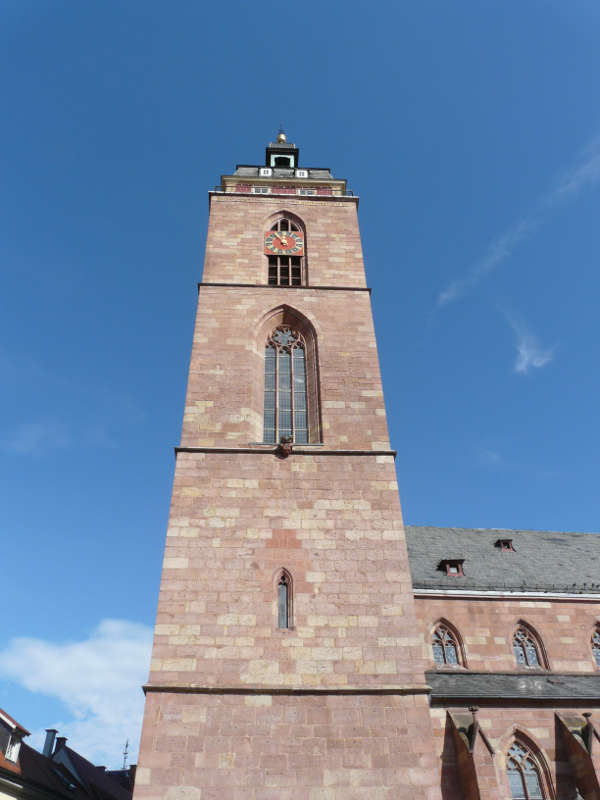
[
  {"left": 506, "top": 741, "right": 549, "bottom": 800},
  {"left": 513, "top": 625, "right": 546, "bottom": 669},
  {"left": 431, "top": 622, "right": 463, "bottom": 666},
  {"left": 591, "top": 625, "right": 600, "bottom": 668}
]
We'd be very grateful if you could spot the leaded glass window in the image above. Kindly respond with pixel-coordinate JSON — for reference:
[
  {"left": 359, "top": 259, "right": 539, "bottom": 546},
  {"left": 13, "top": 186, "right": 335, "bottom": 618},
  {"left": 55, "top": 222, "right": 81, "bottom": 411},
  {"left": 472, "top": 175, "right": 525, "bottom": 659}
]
[
  {"left": 513, "top": 627, "right": 542, "bottom": 668},
  {"left": 432, "top": 624, "right": 460, "bottom": 666},
  {"left": 592, "top": 627, "right": 600, "bottom": 667},
  {"left": 263, "top": 326, "right": 308, "bottom": 444},
  {"left": 507, "top": 743, "right": 546, "bottom": 800},
  {"left": 267, "top": 219, "right": 304, "bottom": 286}
]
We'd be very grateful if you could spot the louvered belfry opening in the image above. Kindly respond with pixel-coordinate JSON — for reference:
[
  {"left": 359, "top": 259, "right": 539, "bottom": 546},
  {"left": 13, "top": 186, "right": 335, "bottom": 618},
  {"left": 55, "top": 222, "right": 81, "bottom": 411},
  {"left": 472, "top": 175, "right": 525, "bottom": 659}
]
[{"left": 267, "top": 219, "right": 304, "bottom": 286}]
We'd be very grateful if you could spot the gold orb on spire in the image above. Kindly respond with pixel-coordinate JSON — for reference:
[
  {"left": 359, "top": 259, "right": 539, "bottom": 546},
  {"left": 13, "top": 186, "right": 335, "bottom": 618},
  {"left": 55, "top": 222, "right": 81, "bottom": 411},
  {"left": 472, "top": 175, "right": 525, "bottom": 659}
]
[{"left": 277, "top": 130, "right": 287, "bottom": 143}]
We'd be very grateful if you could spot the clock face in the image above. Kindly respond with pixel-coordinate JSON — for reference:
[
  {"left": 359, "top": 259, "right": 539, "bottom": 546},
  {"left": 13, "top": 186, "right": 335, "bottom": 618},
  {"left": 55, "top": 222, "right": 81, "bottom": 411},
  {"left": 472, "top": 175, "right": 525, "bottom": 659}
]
[{"left": 264, "top": 230, "right": 304, "bottom": 256}]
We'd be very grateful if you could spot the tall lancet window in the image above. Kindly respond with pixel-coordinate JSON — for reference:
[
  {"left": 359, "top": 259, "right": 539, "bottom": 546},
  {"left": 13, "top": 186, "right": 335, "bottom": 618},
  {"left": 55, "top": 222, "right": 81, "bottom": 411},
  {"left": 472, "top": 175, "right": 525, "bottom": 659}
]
[{"left": 263, "top": 326, "right": 308, "bottom": 444}]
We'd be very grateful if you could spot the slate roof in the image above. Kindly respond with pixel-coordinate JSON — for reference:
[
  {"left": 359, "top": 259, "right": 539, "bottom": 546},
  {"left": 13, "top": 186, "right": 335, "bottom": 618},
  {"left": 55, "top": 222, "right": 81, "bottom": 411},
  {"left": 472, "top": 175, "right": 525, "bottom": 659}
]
[
  {"left": 0, "top": 742, "right": 89, "bottom": 798},
  {"left": 405, "top": 526, "right": 600, "bottom": 593},
  {"left": 60, "top": 746, "right": 132, "bottom": 800},
  {"left": 426, "top": 671, "right": 600, "bottom": 703}
]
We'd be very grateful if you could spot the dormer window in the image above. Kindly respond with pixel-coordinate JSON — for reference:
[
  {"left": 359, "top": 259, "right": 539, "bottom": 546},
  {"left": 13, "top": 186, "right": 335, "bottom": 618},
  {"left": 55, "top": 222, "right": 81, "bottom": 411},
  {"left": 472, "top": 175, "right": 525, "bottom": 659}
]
[
  {"left": 439, "top": 559, "right": 464, "bottom": 577},
  {"left": 5, "top": 733, "right": 21, "bottom": 762},
  {"left": 496, "top": 538, "right": 515, "bottom": 552}
]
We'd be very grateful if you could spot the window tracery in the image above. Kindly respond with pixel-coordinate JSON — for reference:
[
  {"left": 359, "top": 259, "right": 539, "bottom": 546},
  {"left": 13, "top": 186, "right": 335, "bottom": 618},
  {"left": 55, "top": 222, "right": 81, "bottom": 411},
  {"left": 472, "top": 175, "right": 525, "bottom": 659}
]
[
  {"left": 263, "top": 326, "right": 308, "bottom": 444},
  {"left": 432, "top": 623, "right": 461, "bottom": 666},
  {"left": 513, "top": 626, "right": 544, "bottom": 668},
  {"left": 506, "top": 742, "right": 548, "bottom": 800}
]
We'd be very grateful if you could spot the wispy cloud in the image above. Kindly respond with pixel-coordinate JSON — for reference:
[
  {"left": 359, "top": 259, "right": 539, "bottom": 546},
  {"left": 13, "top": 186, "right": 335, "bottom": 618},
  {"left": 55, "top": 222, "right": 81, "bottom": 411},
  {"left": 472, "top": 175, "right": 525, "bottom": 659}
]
[
  {"left": 0, "top": 619, "right": 153, "bottom": 768},
  {"left": 478, "top": 448, "right": 502, "bottom": 466},
  {"left": 504, "top": 313, "right": 555, "bottom": 374},
  {"left": 1, "top": 418, "right": 72, "bottom": 454},
  {"left": 0, "top": 347, "right": 143, "bottom": 455},
  {"left": 438, "top": 136, "right": 600, "bottom": 306}
]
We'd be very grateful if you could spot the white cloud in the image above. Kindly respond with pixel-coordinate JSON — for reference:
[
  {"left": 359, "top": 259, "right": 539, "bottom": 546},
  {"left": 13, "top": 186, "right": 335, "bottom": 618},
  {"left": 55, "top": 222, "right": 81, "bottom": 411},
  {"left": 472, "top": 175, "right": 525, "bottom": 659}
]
[
  {"left": 505, "top": 315, "right": 555, "bottom": 374},
  {"left": 0, "top": 619, "right": 153, "bottom": 768},
  {"left": 438, "top": 136, "right": 600, "bottom": 306}
]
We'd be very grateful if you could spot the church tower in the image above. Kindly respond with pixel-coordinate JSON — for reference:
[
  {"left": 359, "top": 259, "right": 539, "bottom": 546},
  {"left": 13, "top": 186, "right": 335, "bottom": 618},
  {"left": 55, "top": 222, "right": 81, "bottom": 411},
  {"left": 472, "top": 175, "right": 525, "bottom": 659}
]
[{"left": 133, "top": 134, "right": 442, "bottom": 798}]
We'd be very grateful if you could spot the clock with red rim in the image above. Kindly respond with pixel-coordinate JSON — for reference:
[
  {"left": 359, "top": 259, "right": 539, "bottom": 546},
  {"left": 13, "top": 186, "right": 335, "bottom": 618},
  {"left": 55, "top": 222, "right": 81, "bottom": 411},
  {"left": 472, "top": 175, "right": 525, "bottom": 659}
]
[{"left": 264, "top": 231, "right": 304, "bottom": 256}]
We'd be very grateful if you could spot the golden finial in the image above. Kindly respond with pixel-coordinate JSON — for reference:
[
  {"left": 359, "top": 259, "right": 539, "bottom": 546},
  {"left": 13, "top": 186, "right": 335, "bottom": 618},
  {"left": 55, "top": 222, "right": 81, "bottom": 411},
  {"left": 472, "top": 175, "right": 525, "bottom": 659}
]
[{"left": 277, "top": 123, "right": 287, "bottom": 143}]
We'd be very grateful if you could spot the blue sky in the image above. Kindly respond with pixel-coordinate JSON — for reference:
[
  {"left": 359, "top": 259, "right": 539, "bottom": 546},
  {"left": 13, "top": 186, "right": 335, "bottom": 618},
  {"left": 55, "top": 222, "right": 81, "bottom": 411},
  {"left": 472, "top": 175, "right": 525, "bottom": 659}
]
[{"left": 1, "top": 0, "right": 600, "bottom": 768}]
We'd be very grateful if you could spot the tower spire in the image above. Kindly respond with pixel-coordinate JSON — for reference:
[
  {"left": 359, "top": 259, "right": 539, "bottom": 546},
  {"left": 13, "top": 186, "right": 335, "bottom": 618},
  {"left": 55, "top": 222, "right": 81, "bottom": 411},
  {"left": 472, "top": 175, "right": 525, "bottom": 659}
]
[{"left": 277, "top": 122, "right": 287, "bottom": 143}]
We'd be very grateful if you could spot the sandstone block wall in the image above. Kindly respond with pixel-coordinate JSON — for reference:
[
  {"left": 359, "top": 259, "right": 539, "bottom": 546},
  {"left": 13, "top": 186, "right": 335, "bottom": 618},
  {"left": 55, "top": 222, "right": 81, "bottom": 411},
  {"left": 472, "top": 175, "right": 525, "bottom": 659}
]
[
  {"left": 181, "top": 287, "right": 389, "bottom": 449},
  {"left": 203, "top": 196, "right": 366, "bottom": 288},
  {"left": 134, "top": 692, "right": 442, "bottom": 800}
]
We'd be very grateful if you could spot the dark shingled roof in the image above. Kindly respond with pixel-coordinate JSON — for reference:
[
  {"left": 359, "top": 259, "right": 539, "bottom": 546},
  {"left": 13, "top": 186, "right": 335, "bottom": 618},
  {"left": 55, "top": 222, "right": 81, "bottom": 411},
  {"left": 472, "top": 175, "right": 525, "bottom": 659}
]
[
  {"left": 232, "top": 166, "right": 334, "bottom": 180},
  {"left": 405, "top": 526, "right": 600, "bottom": 593},
  {"left": 427, "top": 671, "right": 600, "bottom": 703}
]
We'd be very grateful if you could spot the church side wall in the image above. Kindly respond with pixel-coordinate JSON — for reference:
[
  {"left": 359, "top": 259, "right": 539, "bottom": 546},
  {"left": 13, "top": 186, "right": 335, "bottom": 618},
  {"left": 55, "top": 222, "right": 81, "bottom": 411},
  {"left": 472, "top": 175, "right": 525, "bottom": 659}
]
[{"left": 414, "top": 596, "right": 600, "bottom": 672}]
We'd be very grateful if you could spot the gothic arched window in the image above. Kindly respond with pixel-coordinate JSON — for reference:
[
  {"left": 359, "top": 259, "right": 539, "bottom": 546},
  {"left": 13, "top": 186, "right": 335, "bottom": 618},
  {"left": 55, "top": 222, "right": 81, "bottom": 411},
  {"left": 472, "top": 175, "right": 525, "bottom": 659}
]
[
  {"left": 277, "top": 570, "right": 292, "bottom": 629},
  {"left": 591, "top": 626, "right": 600, "bottom": 668},
  {"left": 267, "top": 218, "right": 305, "bottom": 286},
  {"left": 513, "top": 626, "right": 545, "bottom": 668},
  {"left": 432, "top": 623, "right": 462, "bottom": 666},
  {"left": 263, "top": 326, "right": 308, "bottom": 444},
  {"left": 507, "top": 742, "right": 548, "bottom": 800}
]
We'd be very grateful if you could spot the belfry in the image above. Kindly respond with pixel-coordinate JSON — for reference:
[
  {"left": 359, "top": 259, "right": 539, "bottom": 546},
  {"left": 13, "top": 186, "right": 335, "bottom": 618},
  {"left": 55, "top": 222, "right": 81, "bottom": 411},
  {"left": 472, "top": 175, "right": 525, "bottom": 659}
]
[{"left": 133, "top": 134, "right": 442, "bottom": 797}]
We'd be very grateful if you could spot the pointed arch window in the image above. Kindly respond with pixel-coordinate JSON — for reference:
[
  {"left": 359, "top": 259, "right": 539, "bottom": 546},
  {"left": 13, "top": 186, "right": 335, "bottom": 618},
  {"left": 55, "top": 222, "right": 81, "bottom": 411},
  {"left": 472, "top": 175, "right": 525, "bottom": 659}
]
[
  {"left": 591, "top": 626, "right": 600, "bottom": 668},
  {"left": 507, "top": 742, "right": 548, "bottom": 799},
  {"left": 432, "top": 623, "right": 462, "bottom": 666},
  {"left": 263, "top": 326, "right": 308, "bottom": 444},
  {"left": 267, "top": 218, "right": 305, "bottom": 286},
  {"left": 277, "top": 571, "right": 292, "bottom": 629},
  {"left": 513, "top": 626, "right": 544, "bottom": 668}
]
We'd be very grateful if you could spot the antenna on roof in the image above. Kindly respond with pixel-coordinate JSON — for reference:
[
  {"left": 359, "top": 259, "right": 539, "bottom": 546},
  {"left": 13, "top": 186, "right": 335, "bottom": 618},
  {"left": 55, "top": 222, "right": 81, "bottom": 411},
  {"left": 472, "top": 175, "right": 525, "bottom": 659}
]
[{"left": 122, "top": 740, "right": 129, "bottom": 770}]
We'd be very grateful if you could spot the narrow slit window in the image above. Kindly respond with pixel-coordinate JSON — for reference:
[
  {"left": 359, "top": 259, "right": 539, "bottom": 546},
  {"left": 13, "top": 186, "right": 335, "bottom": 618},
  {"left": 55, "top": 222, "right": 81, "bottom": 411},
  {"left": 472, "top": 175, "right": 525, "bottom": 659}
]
[{"left": 278, "top": 574, "right": 290, "bottom": 629}]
